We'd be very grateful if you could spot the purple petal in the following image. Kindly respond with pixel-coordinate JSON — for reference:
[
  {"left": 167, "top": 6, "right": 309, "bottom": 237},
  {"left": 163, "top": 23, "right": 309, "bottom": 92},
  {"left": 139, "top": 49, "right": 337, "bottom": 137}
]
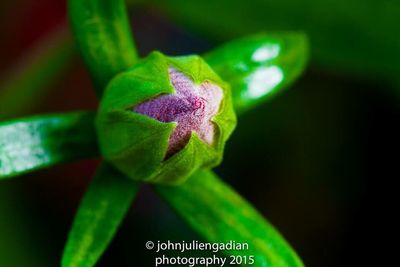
[{"left": 134, "top": 67, "right": 223, "bottom": 156}]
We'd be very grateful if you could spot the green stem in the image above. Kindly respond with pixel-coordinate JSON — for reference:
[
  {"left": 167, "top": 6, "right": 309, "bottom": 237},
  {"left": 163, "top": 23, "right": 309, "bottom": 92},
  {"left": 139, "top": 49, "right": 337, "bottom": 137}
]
[{"left": 68, "top": 0, "right": 139, "bottom": 96}]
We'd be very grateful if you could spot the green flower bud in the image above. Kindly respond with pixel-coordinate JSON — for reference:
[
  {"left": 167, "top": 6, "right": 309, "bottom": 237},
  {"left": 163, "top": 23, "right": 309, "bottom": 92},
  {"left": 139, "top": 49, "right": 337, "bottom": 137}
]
[{"left": 96, "top": 52, "right": 236, "bottom": 185}]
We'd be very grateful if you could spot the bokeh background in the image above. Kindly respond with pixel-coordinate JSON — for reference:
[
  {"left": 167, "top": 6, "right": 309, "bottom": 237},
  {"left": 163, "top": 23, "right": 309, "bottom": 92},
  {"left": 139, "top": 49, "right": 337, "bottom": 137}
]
[{"left": 0, "top": 0, "right": 399, "bottom": 266}]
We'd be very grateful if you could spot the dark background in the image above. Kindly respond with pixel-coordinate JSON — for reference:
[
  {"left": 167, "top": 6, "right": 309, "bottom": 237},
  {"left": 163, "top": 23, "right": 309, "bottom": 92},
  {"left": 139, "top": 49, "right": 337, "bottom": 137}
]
[{"left": 0, "top": 0, "right": 398, "bottom": 266}]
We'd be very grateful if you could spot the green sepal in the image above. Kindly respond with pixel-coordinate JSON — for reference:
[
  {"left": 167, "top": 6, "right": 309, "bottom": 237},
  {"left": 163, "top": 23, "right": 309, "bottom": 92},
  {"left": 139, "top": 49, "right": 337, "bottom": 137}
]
[
  {"left": 97, "top": 52, "right": 236, "bottom": 185},
  {"left": 204, "top": 33, "right": 309, "bottom": 114},
  {"left": 155, "top": 169, "right": 304, "bottom": 267}
]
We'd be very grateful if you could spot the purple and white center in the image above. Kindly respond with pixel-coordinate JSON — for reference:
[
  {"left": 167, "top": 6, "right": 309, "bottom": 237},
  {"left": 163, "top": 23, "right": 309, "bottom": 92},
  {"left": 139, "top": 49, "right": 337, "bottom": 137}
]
[{"left": 134, "top": 67, "right": 223, "bottom": 155}]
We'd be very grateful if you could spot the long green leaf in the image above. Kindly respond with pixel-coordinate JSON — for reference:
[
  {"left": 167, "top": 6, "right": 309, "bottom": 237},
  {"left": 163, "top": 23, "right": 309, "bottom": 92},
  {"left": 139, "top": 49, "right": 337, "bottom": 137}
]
[
  {"left": 68, "top": 0, "right": 139, "bottom": 96},
  {"left": 155, "top": 169, "right": 304, "bottom": 267},
  {"left": 62, "top": 163, "right": 140, "bottom": 267},
  {"left": 0, "top": 26, "right": 76, "bottom": 120},
  {"left": 0, "top": 112, "right": 98, "bottom": 179},
  {"left": 205, "top": 33, "right": 309, "bottom": 114}
]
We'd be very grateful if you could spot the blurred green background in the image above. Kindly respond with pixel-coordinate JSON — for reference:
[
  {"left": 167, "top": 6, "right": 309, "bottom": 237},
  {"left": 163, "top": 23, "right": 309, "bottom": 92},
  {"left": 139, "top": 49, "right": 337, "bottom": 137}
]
[{"left": 0, "top": 0, "right": 398, "bottom": 266}]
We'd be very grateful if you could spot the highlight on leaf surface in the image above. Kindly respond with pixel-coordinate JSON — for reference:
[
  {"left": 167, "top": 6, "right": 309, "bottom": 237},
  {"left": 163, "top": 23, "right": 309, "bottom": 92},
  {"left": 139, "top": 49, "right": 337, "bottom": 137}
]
[
  {"left": 0, "top": 112, "right": 98, "bottom": 179},
  {"left": 205, "top": 32, "right": 309, "bottom": 114},
  {"left": 96, "top": 51, "right": 236, "bottom": 185}
]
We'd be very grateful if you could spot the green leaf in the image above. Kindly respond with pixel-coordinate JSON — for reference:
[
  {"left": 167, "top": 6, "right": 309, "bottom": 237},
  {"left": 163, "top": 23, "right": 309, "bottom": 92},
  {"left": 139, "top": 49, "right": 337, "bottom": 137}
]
[
  {"left": 0, "top": 112, "right": 98, "bottom": 179},
  {"left": 68, "top": 0, "right": 139, "bottom": 96},
  {"left": 0, "top": 27, "right": 76, "bottom": 120},
  {"left": 62, "top": 163, "right": 140, "bottom": 267},
  {"left": 204, "top": 33, "right": 309, "bottom": 114},
  {"left": 155, "top": 169, "right": 304, "bottom": 267}
]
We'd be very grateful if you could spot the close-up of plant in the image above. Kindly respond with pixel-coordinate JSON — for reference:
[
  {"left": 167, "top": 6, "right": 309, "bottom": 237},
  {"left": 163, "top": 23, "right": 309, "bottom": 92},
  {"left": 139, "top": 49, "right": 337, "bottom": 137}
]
[
  {"left": 0, "top": 0, "right": 308, "bottom": 266},
  {"left": 2, "top": 0, "right": 399, "bottom": 267}
]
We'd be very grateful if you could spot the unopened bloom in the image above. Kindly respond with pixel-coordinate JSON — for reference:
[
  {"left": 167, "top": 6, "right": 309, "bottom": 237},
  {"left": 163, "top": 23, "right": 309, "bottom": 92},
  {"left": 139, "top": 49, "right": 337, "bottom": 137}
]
[{"left": 96, "top": 52, "right": 236, "bottom": 184}]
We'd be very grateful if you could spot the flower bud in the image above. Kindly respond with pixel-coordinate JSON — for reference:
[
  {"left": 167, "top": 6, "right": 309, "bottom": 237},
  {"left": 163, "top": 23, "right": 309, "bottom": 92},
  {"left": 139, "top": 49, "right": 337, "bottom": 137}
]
[{"left": 96, "top": 52, "right": 236, "bottom": 185}]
